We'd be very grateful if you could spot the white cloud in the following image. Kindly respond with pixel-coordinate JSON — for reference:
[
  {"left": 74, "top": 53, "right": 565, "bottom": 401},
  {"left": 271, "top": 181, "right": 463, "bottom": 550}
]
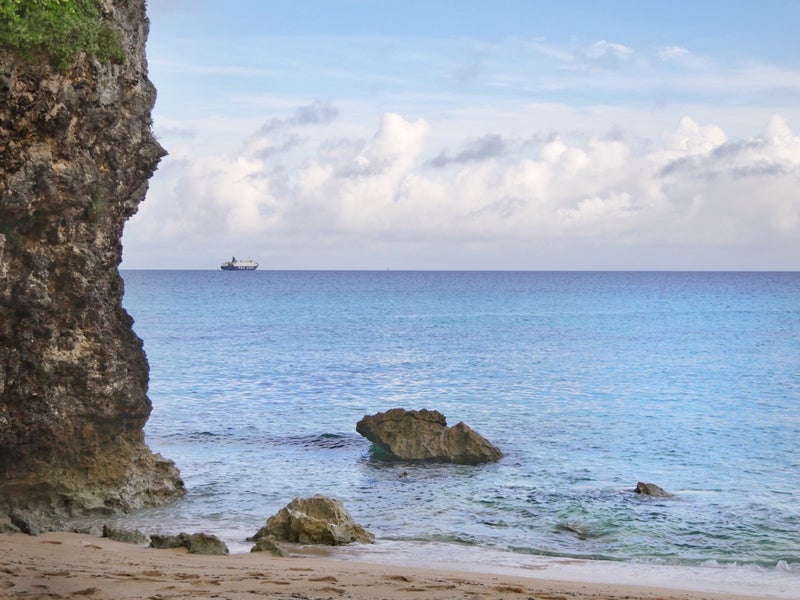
[
  {"left": 557, "top": 191, "right": 636, "bottom": 237},
  {"left": 587, "top": 40, "right": 634, "bottom": 61},
  {"left": 124, "top": 108, "right": 800, "bottom": 270},
  {"left": 660, "top": 116, "right": 727, "bottom": 163},
  {"left": 658, "top": 46, "right": 690, "bottom": 61},
  {"left": 579, "top": 40, "right": 637, "bottom": 70},
  {"left": 123, "top": 3, "right": 800, "bottom": 270},
  {"left": 766, "top": 113, "right": 794, "bottom": 141},
  {"left": 355, "top": 112, "right": 430, "bottom": 174}
]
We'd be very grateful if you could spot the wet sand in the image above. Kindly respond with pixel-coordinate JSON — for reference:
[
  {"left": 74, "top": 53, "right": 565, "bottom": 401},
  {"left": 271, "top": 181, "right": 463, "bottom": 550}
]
[{"left": 0, "top": 531, "right": 774, "bottom": 599}]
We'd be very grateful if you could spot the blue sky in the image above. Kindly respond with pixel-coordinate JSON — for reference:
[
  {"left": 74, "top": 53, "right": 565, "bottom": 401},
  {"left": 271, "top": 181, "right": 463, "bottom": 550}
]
[{"left": 121, "top": 0, "right": 800, "bottom": 269}]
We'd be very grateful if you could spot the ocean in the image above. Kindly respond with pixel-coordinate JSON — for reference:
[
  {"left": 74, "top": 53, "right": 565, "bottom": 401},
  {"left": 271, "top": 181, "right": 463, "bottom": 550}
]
[{"left": 114, "top": 270, "right": 800, "bottom": 595}]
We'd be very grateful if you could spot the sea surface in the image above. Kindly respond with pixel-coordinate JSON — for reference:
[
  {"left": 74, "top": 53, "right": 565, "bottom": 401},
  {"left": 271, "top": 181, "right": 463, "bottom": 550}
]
[{"left": 115, "top": 270, "right": 800, "bottom": 594}]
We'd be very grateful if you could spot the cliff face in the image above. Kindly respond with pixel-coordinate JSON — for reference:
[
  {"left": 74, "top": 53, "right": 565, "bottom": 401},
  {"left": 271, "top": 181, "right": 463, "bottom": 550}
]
[{"left": 0, "top": 0, "right": 184, "bottom": 516}]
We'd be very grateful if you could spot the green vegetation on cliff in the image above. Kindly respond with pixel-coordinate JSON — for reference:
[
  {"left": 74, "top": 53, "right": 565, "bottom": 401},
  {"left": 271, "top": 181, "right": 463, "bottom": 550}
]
[{"left": 0, "top": 0, "right": 124, "bottom": 71}]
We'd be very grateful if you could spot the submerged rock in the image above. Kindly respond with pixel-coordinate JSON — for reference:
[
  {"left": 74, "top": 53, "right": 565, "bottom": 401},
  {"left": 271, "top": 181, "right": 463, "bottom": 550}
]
[
  {"left": 149, "top": 532, "right": 229, "bottom": 555},
  {"left": 555, "top": 521, "right": 598, "bottom": 540},
  {"left": 356, "top": 408, "right": 503, "bottom": 465},
  {"left": 633, "top": 481, "right": 671, "bottom": 498},
  {"left": 251, "top": 495, "right": 374, "bottom": 546}
]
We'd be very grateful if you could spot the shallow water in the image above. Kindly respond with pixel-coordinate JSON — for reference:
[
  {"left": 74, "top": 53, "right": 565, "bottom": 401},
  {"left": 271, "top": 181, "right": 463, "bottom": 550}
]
[{"left": 115, "top": 271, "right": 800, "bottom": 583}]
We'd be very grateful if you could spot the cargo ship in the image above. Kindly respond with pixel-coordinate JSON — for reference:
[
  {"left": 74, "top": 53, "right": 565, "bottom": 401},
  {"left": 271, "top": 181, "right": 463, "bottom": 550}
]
[{"left": 220, "top": 257, "right": 258, "bottom": 270}]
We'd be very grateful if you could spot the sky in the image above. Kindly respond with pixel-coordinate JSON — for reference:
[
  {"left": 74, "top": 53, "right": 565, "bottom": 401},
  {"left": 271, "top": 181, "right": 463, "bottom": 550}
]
[{"left": 121, "top": 0, "right": 800, "bottom": 270}]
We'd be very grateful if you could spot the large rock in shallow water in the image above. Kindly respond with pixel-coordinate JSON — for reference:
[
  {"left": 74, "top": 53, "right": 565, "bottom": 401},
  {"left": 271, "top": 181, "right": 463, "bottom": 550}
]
[
  {"left": 356, "top": 408, "right": 503, "bottom": 464},
  {"left": 634, "top": 481, "right": 671, "bottom": 498},
  {"left": 251, "top": 495, "right": 374, "bottom": 546}
]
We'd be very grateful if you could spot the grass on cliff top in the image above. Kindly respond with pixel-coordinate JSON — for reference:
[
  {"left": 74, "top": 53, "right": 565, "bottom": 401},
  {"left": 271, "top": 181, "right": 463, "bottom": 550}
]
[{"left": 0, "top": 0, "right": 124, "bottom": 72}]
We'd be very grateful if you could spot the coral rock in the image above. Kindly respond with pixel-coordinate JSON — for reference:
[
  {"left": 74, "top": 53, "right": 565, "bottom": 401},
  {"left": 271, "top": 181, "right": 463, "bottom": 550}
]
[
  {"left": 634, "top": 481, "right": 671, "bottom": 497},
  {"left": 356, "top": 408, "right": 503, "bottom": 464},
  {"left": 252, "top": 495, "right": 374, "bottom": 546},
  {"left": 149, "top": 532, "right": 229, "bottom": 555}
]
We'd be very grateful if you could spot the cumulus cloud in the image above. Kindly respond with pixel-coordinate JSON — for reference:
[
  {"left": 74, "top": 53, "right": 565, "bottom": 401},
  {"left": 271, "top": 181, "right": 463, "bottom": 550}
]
[
  {"left": 660, "top": 114, "right": 800, "bottom": 180},
  {"left": 125, "top": 112, "right": 800, "bottom": 269},
  {"left": 427, "top": 134, "right": 509, "bottom": 168},
  {"left": 249, "top": 134, "right": 306, "bottom": 159},
  {"left": 354, "top": 112, "right": 430, "bottom": 175},
  {"left": 655, "top": 115, "right": 800, "bottom": 242}
]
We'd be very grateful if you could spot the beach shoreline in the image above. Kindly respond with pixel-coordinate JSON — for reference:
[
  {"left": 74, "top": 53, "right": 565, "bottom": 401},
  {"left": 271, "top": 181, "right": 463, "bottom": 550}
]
[{"left": 1, "top": 531, "right": 793, "bottom": 599}]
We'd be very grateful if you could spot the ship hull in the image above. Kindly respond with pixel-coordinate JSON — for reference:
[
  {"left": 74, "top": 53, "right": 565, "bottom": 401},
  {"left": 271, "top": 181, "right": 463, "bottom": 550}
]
[{"left": 220, "top": 257, "right": 259, "bottom": 270}]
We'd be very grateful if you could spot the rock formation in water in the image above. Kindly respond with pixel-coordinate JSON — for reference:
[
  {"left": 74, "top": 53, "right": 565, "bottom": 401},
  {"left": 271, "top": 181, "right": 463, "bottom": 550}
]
[
  {"left": 633, "top": 481, "right": 671, "bottom": 498},
  {"left": 0, "top": 0, "right": 184, "bottom": 518},
  {"left": 251, "top": 495, "right": 375, "bottom": 546},
  {"left": 356, "top": 408, "right": 503, "bottom": 464}
]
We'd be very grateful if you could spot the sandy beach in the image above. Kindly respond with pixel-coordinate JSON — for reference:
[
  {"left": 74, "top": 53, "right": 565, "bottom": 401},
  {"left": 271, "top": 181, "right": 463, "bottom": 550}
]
[{"left": 0, "top": 531, "right": 780, "bottom": 600}]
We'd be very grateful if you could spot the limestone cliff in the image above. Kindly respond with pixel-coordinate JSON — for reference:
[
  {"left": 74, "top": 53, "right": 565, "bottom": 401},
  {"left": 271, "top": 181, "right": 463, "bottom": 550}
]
[{"left": 0, "top": 0, "right": 184, "bottom": 516}]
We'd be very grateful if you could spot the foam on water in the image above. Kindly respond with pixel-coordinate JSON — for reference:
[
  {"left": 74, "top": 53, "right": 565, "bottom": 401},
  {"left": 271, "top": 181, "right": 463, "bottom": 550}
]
[{"left": 334, "top": 540, "right": 800, "bottom": 599}]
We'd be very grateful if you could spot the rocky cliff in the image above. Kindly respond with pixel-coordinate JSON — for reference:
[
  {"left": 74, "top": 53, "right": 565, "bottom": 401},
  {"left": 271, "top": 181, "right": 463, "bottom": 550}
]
[{"left": 0, "top": 0, "right": 184, "bottom": 516}]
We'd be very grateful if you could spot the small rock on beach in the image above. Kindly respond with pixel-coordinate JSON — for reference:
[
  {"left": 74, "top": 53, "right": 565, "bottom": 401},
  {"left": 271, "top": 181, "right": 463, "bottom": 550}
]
[{"left": 251, "top": 495, "right": 374, "bottom": 547}]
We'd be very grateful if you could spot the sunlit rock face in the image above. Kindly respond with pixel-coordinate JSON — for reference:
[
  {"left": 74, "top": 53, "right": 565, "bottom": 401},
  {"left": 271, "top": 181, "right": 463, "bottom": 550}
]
[
  {"left": 357, "top": 408, "right": 503, "bottom": 465},
  {"left": 0, "top": 0, "right": 184, "bottom": 517}
]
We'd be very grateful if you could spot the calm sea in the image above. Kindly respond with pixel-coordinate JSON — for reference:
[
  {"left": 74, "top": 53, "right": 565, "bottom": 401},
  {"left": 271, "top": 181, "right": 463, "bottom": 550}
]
[{"left": 114, "top": 271, "right": 800, "bottom": 592}]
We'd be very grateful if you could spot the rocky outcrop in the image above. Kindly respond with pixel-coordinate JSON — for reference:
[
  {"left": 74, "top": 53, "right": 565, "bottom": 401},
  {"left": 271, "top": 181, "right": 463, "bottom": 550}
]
[
  {"left": 250, "top": 534, "right": 289, "bottom": 556},
  {"left": 356, "top": 408, "right": 503, "bottom": 464},
  {"left": 0, "top": 0, "right": 184, "bottom": 517},
  {"left": 633, "top": 482, "right": 671, "bottom": 497},
  {"left": 8, "top": 508, "right": 56, "bottom": 536},
  {"left": 102, "top": 524, "right": 148, "bottom": 545},
  {"left": 251, "top": 495, "right": 374, "bottom": 546},
  {"left": 150, "top": 532, "right": 229, "bottom": 555},
  {"left": 0, "top": 518, "right": 19, "bottom": 534}
]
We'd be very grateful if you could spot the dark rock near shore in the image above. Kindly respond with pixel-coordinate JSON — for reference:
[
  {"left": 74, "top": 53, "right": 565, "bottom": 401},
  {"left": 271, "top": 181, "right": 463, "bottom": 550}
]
[
  {"left": 149, "top": 534, "right": 183, "bottom": 550},
  {"left": 0, "top": 0, "right": 184, "bottom": 518},
  {"left": 251, "top": 495, "right": 374, "bottom": 546},
  {"left": 9, "top": 508, "right": 56, "bottom": 536},
  {"left": 69, "top": 523, "right": 103, "bottom": 536},
  {"left": 0, "top": 518, "right": 20, "bottom": 534},
  {"left": 250, "top": 534, "right": 290, "bottom": 556},
  {"left": 356, "top": 408, "right": 503, "bottom": 464},
  {"left": 149, "top": 532, "right": 229, "bottom": 555},
  {"left": 634, "top": 481, "right": 671, "bottom": 497},
  {"left": 102, "top": 524, "right": 148, "bottom": 545}
]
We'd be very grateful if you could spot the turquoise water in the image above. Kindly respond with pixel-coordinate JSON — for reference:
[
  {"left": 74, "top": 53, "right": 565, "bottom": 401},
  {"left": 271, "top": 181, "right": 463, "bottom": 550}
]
[{"left": 118, "top": 271, "right": 799, "bottom": 574}]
